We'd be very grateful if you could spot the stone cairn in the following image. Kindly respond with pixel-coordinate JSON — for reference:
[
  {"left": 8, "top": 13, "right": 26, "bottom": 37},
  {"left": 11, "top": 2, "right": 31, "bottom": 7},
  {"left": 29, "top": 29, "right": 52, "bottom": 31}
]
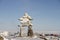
[{"left": 18, "top": 13, "right": 33, "bottom": 37}]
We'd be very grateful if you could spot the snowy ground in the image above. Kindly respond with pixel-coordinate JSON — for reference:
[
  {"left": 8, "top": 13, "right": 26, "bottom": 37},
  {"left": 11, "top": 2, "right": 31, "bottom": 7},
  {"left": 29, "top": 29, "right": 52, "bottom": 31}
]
[
  {"left": 1, "top": 35, "right": 60, "bottom": 40},
  {"left": 3, "top": 37, "right": 60, "bottom": 40},
  {"left": 10, "top": 37, "right": 44, "bottom": 40}
]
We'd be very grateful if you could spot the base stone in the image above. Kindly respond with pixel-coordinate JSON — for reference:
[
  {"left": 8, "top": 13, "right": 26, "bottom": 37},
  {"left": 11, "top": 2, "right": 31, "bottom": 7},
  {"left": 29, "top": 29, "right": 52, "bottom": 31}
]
[{"left": 28, "top": 28, "right": 33, "bottom": 36}]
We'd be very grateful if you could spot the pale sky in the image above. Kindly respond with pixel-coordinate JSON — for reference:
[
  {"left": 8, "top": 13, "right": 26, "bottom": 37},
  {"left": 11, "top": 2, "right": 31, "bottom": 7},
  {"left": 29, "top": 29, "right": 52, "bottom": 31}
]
[{"left": 0, "top": 0, "right": 60, "bottom": 32}]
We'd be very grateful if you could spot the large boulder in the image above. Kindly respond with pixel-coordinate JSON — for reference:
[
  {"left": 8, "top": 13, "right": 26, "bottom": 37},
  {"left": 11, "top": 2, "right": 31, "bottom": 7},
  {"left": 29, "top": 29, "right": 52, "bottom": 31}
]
[{"left": 0, "top": 36, "right": 4, "bottom": 40}]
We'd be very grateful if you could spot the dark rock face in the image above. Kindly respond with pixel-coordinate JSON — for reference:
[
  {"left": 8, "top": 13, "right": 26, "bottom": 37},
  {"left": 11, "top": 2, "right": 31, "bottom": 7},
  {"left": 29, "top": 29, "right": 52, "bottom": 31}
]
[
  {"left": 19, "top": 32, "right": 21, "bottom": 37},
  {"left": 0, "top": 36, "right": 4, "bottom": 40},
  {"left": 28, "top": 26, "right": 33, "bottom": 37}
]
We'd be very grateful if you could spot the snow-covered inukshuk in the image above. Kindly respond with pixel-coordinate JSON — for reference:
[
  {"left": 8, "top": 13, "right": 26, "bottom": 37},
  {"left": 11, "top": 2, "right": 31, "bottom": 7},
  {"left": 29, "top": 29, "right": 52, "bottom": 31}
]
[{"left": 18, "top": 13, "right": 33, "bottom": 37}]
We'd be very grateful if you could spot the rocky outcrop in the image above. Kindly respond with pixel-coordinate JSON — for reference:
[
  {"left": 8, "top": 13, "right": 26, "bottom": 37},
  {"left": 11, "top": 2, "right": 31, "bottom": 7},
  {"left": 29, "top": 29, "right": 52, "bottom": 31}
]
[{"left": 0, "top": 36, "right": 3, "bottom": 40}]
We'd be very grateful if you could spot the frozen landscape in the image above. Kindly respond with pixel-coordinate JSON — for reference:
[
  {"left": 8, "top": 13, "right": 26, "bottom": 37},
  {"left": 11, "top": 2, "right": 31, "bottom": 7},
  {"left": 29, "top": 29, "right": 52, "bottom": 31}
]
[
  {"left": 0, "top": 13, "right": 60, "bottom": 40},
  {"left": 0, "top": 0, "right": 60, "bottom": 40}
]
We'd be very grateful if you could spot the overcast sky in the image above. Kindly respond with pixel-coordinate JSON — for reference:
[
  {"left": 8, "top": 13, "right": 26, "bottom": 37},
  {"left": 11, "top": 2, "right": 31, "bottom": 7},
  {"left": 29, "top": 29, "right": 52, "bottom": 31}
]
[{"left": 0, "top": 0, "right": 60, "bottom": 32}]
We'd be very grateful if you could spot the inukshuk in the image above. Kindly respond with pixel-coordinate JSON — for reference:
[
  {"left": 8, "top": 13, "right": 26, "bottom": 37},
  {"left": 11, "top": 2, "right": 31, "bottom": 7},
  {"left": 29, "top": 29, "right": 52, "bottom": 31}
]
[{"left": 18, "top": 13, "right": 33, "bottom": 37}]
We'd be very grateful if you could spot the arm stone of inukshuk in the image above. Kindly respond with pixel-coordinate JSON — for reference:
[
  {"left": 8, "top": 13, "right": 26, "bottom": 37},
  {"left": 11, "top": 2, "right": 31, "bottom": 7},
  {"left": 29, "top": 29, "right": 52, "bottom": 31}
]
[{"left": 27, "top": 16, "right": 32, "bottom": 20}]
